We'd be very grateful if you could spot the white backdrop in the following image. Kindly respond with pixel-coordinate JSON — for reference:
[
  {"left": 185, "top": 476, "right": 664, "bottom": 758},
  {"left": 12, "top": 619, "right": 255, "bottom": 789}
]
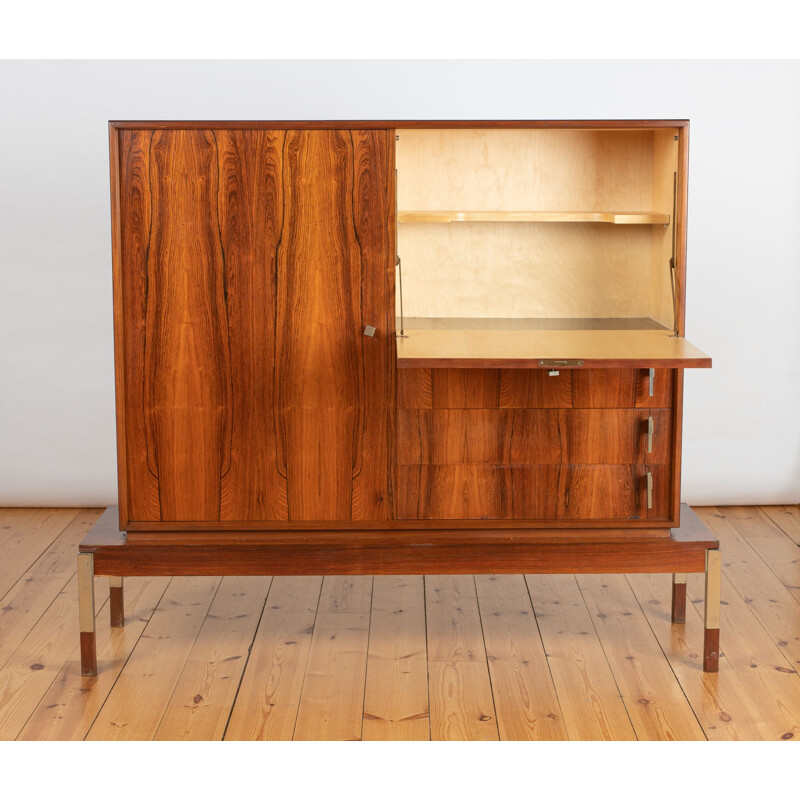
[{"left": 1, "top": 59, "right": 798, "bottom": 506}]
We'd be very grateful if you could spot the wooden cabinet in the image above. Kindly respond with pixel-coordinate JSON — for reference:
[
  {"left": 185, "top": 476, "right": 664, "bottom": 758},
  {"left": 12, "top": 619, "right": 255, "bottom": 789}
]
[{"left": 79, "top": 120, "right": 720, "bottom": 678}]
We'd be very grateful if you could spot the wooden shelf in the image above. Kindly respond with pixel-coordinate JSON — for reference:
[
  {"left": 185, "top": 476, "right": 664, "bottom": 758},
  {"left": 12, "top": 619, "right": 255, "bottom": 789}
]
[
  {"left": 396, "top": 328, "right": 711, "bottom": 369},
  {"left": 397, "top": 210, "right": 670, "bottom": 225}
]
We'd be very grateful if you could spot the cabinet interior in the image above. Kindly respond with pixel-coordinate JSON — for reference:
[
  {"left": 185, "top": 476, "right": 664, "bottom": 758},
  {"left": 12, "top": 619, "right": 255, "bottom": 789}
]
[{"left": 395, "top": 128, "right": 681, "bottom": 340}]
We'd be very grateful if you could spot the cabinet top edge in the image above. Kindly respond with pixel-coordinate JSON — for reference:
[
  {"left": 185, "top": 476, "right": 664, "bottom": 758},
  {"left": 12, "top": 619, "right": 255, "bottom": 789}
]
[{"left": 108, "top": 119, "right": 690, "bottom": 130}]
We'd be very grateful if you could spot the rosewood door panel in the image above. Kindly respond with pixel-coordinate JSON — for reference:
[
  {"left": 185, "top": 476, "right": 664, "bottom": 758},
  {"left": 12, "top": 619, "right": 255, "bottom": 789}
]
[
  {"left": 115, "top": 128, "right": 394, "bottom": 524},
  {"left": 276, "top": 130, "right": 394, "bottom": 521}
]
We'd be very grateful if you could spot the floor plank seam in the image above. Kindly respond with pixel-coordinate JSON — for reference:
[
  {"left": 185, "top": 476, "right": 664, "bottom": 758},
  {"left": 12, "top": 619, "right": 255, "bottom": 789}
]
[
  {"left": 727, "top": 506, "right": 800, "bottom": 611},
  {"left": 702, "top": 507, "right": 800, "bottom": 675},
  {"left": 289, "top": 576, "right": 325, "bottom": 741},
  {"left": 522, "top": 573, "right": 569, "bottom": 740},
  {"left": 472, "top": 574, "right": 502, "bottom": 740},
  {"left": 220, "top": 577, "right": 274, "bottom": 741},
  {"left": 0, "top": 568, "right": 79, "bottom": 673},
  {"left": 10, "top": 590, "right": 113, "bottom": 742},
  {"left": 421, "top": 574, "right": 432, "bottom": 742},
  {"left": 572, "top": 574, "right": 640, "bottom": 741},
  {"left": 148, "top": 577, "right": 226, "bottom": 740},
  {"left": 623, "top": 573, "right": 709, "bottom": 741},
  {"left": 356, "top": 576, "right": 375, "bottom": 742},
  {"left": 81, "top": 577, "right": 172, "bottom": 741}
]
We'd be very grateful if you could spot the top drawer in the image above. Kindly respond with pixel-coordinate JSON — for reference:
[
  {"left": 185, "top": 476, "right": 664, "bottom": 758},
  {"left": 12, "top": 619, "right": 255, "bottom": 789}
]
[{"left": 398, "top": 368, "right": 675, "bottom": 409}]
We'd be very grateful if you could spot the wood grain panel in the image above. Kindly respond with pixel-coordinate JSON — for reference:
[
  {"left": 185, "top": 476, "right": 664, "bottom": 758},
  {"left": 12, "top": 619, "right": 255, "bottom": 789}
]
[
  {"left": 216, "top": 130, "right": 288, "bottom": 520},
  {"left": 500, "top": 467, "right": 561, "bottom": 519},
  {"left": 396, "top": 465, "right": 502, "bottom": 520},
  {"left": 573, "top": 369, "right": 636, "bottom": 408},
  {"left": 145, "top": 130, "right": 232, "bottom": 521},
  {"left": 499, "top": 369, "right": 572, "bottom": 408},
  {"left": 560, "top": 410, "right": 639, "bottom": 464},
  {"left": 635, "top": 368, "right": 674, "bottom": 407},
  {"left": 398, "top": 410, "right": 502, "bottom": 465},
  {"left": 117, "top": 128, "right": 392, "bottom": 524},
  {"left": 118, "top": 130, "right": 160, "bottom": 521},
  {"left": 558, "top": 465, "right": 639, "bottom": 520},
  {"left": 397, "top": 368, "right": 432, "bottom": 409},
  {"left": 276, "top": 130, "right": 392, "bottom": 521},
  {"left": 645, "top": 409, "right": 672, "bottom": 465},
  {"left": 350, "top": 130, "right": 395, "bottom": 520},
  {"left": 501, "top": 410, "right": 562, "bottom": 464},
  {"left": 643, "top": 464, "right": 672, "bottom": 520},
  {"left": 431, "top": 369, "right": 500, "bottom": 408}
]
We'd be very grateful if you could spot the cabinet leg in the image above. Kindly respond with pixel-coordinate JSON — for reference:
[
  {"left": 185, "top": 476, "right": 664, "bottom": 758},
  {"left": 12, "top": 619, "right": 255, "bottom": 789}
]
[
  {"left": 109, "top": 577, "right": 124, "bottom": 627},
  {"left": 671, "top": 573, "right": 687, "bottom": 623},
  {"left": 77, "top": 552, "right": 97, "bottom": 677},
  {"left": 703, "top": 549, "right": 721, "bottom": 673}
]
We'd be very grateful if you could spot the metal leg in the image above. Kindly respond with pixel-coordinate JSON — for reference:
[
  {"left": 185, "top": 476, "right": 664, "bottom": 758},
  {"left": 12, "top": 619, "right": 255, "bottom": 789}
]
[
  {"left": 109, "top": 577, "right": 124, "bottom": 627},
  {"left": 77, "top": 552, "right": 97, "bottom": 677},
  {"left": 703, "top": 549, "right": 721, "bottom": 673},
  {"left": 671, "top": 573, "right": 687, "bottom": 623}
]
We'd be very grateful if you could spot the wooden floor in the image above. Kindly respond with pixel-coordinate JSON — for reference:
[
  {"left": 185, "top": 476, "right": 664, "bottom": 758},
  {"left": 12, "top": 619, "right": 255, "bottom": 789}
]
[{"left": 1, "top": 506, "right": 799, "bottom": 741}]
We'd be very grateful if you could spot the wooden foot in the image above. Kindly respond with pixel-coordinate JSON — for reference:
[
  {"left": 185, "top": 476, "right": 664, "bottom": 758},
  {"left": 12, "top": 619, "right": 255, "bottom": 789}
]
[
  {"left": 671, "top": 573, "right": 687, "bottom": 623},
  {"left": 703, "top": 549, "right": 721, "bottom": 672},
  {"left": 109, "top": 577, "right": 124, "bottom": 627},
  {"left": 77, "top": 552, "right": 97, "bottom": 676}
]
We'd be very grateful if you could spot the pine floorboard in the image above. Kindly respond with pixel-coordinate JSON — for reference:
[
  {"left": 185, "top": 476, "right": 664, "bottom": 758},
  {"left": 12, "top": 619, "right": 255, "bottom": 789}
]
[{"left": 1, "top": 505, "right": 798, "bottom": 741}]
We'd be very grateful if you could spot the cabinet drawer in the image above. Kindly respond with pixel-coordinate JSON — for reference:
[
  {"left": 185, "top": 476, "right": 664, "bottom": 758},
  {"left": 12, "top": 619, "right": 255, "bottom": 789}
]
[
  {"left": 559, "top": 464, "right": 671, "bottom": 521},
  {"left": 396, "top": 463, "right": 672, "bottom": 521},
  {"left": 573, "top": 368, "right": 674, "bottom": 408},
  {"left": 397, "top": 408, "right": 672, "bottom": 465},
  {"left": 560, "top": 409, "right": 672, "bottom": 464}
]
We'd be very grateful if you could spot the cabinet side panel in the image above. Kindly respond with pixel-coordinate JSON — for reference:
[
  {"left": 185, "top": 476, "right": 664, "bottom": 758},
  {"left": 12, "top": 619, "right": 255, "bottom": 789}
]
[
  {"left": 145, "top": 130, "right": 232, "bottom": 520},
  {"left": 118, "top": 130, "right": 160, "bottom": 521},
  {"left": 216, "top": 130, "right": 289, "bottom": 520}
]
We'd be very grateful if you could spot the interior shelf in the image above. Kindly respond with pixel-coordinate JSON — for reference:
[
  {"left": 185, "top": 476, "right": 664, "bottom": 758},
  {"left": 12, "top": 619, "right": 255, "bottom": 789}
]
[
  {"left": 397, "top": 210, "right": 670, "bottom": 225},
  {"left": 396, "top": 327, "right": 711, "bottom": 369}
]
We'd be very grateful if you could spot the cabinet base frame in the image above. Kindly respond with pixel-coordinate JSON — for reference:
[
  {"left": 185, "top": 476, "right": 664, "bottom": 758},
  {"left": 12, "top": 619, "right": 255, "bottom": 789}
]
[{"left": 77, "top": 504, "right": 719, "bottom": 676}]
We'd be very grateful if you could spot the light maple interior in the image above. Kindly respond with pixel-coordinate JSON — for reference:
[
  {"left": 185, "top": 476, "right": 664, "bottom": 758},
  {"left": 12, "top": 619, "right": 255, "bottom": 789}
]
[{"left": 396, "top": 128, "right": 680, "bottom": 330}]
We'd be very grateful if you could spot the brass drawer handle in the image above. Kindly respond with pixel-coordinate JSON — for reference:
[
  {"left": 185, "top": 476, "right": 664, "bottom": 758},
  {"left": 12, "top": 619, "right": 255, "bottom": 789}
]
[
  {"left": 647, "top": 416, "right": 654, "bottom": 454},
  {"left": 646, "top": 472, "right": 653, "bottom": 510}
]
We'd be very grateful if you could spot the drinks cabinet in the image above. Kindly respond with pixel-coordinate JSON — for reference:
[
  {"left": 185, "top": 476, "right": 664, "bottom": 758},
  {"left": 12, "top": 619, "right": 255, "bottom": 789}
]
[{"left": 78, "top": 120, "right": 718, "bottom": 676}]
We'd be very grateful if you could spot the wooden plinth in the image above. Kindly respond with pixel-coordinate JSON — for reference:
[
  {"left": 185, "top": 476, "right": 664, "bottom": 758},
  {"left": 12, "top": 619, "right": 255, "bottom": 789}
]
[{"left": 80, "top": 505, "right": 716, "bottom": 577}]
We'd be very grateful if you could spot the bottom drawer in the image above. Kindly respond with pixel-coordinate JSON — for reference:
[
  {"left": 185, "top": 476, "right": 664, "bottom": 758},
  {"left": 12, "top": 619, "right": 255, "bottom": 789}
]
[{"left": 396, "top": 464, "right": 672, "bottom": 521}]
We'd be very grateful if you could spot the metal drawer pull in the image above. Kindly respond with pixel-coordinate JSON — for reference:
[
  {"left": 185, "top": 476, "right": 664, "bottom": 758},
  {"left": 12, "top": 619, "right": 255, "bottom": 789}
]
[
  {"left": 647, "top": 416, "right": 654, "bottom": 454},
  {"left": 646, "top": 472, "right": 653, "bottom": 510},
  {"left": 363, "top": 325, "right": 376, "bottom": 337},
  {"left": 648, "top": 368, "right": 655, "bottom": 397}
]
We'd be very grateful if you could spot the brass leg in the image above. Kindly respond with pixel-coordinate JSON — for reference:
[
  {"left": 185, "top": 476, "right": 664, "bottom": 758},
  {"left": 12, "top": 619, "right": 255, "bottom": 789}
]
[
  {"left": 671, "top": 573, "right": 687, "bottom": 623},
  {"left": 703, "top": 549, "right": 721, "bottom": 672},
  {"left": 109, "top": 577, "right": 125, "bottom": 627},
  {"left": 77, "top": 552, "right": 97, "bottom": 677}
]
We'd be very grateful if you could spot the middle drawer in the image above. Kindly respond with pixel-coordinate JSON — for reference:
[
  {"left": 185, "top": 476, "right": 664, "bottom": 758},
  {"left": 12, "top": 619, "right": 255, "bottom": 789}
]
[{"left": 397, "top": 408, "right": 672, "bottom": 465}]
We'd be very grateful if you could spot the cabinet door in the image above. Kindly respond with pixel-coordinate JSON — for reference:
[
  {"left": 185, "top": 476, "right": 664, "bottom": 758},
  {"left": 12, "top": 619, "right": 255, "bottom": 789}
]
[{"left": 115, "top": 128, "right": 395, "bottom": 523}]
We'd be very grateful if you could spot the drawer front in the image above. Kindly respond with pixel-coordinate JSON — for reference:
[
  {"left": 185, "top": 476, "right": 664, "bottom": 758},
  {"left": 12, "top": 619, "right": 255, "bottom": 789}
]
[
  {"left": 395, "top": 464, "right": 672, "bottom": 521},
  {"left": 396, "top": 367, "right": 677, "bottom": 521},
  {"left": 397, "top": 408, "right": 672, "bottom": 466}
]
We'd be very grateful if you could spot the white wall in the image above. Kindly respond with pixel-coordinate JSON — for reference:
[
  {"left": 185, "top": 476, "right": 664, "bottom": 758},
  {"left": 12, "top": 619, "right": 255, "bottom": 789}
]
[{"left": 1, "top": 59, "right": 798, "bottom": 506}]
